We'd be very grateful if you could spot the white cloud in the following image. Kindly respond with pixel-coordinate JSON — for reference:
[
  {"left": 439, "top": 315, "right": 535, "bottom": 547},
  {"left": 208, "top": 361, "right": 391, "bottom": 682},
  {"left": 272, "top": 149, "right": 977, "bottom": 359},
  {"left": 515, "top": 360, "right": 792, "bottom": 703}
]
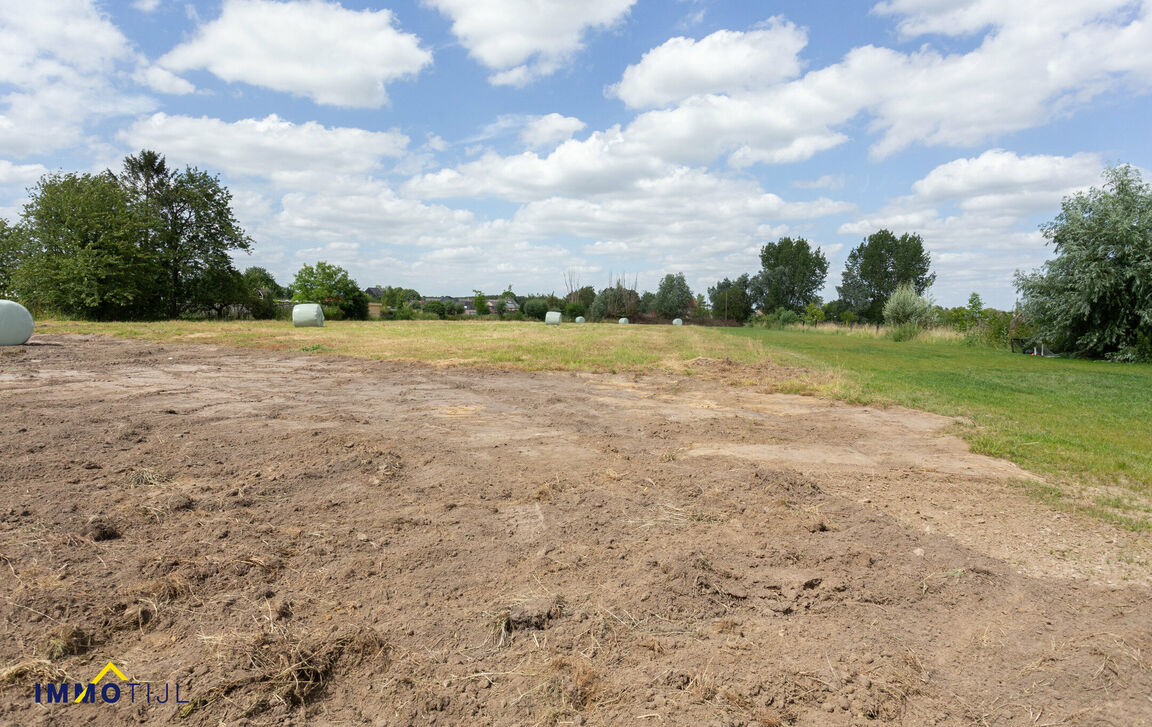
[
  {"left": 132, "top": 0, "right": 161, "bottom": 12},
  {"left": 611, "top": 19, "right": 808, "bottom": 109},
  {"left": 0, "top": 159, "right": 48, "bottom": 186},
  {"left": 425, "top": 0, "right": 636, "bottom": 86},
  {"left": 0, "top": 0, "right": 151, "bottom": 155},
  {"left": 160, "top": 0, "right": 432, "bottom": 107},
  {"left": 837, "top": 149, "right": 1107, "bottom": 306},
  {"left": 120, "top": 113, "right": 410, "bottom": 184},
  {"left": 591, "top": 1, "right": 1152, "bottom": 169},
  {"left": 872, "top": 0, "right": 1136, "bottom": 38},
  {"left": 911, "top": 149, "right": 1102, "bottom": 215},
  {"left": 519, "top": 114, "right": 586, "bottom": 148},
  {"left": 133, "top": 64, "right": 196, "bottom": 95}
]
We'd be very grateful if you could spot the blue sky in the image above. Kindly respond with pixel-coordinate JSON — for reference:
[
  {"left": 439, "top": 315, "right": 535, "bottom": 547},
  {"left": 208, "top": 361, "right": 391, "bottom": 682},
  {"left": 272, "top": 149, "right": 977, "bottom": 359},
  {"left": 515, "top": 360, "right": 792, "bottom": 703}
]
[{"left": 2, "top": 0, "right": 1150, "bottom": 308}]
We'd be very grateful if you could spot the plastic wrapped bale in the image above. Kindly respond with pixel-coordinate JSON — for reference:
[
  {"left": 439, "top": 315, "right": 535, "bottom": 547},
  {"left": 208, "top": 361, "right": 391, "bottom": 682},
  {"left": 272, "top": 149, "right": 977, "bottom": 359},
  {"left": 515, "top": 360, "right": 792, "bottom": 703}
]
[
  {"left": 673, "top": 318, "right": 683, "bottom": 326},
  {"left": 618, "top": 317, "right": 629, "bottom": 325},
  {"left": 545, "top": 311, "right": 562, "bottom": 325},
  {"left": 575, "top": 316, "right": 586, "bottom": 323},
  {"left": 292, "top": 303, "right": 325, "bottom": 327},
  {"left": 0, "top": 300, "right": 34, "bottom": 346}
]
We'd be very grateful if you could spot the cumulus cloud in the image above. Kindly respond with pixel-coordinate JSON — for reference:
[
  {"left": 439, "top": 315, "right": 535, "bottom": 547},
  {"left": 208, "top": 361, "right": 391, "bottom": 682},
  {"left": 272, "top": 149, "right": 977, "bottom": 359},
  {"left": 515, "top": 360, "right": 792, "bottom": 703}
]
[
  {"left": 595, "top": 2, "right": 1152, "bottom": 167},
  {"left": 611, "top": 19, "right": 808, "bottom": 109},
  {"left": 160, "top": 0, "right": 432, "bottom": 107},
  {"left": 133, "top": 64, "right": 196, "bottom": 95},
  {"left": 519, "top": 114, "right": 586, "bottom": 148},
  {"left": 837, "top": 149, "right": 1106, "bottom": 306},
  {"left": 425, "top": 0, "right": 636, "bottom": 86},
  {"left": 0, "top": 159, "right": 48, "bottom": 186},
  {"left": 120, "top": 113, "right": 410, "bottom": 181},
  {"left": 0, "top": 0, "right": 151, "bottom": 155}
]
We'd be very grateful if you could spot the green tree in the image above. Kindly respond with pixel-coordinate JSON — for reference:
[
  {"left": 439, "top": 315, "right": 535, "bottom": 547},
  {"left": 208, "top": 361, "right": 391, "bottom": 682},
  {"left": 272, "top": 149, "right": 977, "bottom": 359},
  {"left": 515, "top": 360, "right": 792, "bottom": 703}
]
[
  {"left": 589, "top": 279, "right": 640, "bottom": 321},
  {"left": 0, "top": 219, "right": 22, "bottom": 298},
  {"left": 653, "top": 272, "right": 693, "bottom": 319},
  {"left": 196, "top": 261, "right": 248, "bottom": 318},
  {"left": 523, "top": 297, "right": 550, "bottom": 320},
  {"left": 243, "top": 266, "right": 284, "bottom": 299},
  {"left": 13, "top": 172, "right": 155, "bottom": 318},
  {"left": 473, "top": 289, "right": 490, "bottom": 315},
  {"left": 838, "top": 229, "right": 935, "bottom": 322},
  {"left": 291, "top": 261, "right": 367, "bottom": 319},
  {"left": 119, "top": 150, "right": 252, "bottom": 318},
  {"left": 708, "top": 275, "right": 753, "bottom": 322},
  {"left": 639, "top": 291, "right": 656, "bottom": 314},
  {"left": 750, "top": 237, "right": 829, "bottom": 312},
  {"left": 1015, "top": 165, "right": 1152, "bottom": 361},
  {"left": 568, "top": 285, "right": 596, "bottom": 311},
  {"left": 423, "top": 299, "right": 447, "bottom": 319},
  {"left": 804, "top": 301, "right": 826, "bottom": 327}
]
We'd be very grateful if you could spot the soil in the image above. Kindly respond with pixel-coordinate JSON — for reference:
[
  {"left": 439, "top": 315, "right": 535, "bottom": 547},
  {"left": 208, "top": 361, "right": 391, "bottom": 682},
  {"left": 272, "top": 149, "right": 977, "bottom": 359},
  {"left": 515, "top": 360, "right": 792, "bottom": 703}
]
[{"left": 1, "top": 334, "right": 1149, "bottom": 727}]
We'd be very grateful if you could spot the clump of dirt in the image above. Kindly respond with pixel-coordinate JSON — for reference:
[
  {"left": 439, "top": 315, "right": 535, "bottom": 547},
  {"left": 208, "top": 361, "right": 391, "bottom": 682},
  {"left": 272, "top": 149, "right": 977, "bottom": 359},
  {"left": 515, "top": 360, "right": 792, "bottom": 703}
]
[
  {"left": 0, "top": 335, "right": 1149, "bottom": 726},
  {"left": 81, "top": 516, "right": 120, "bottom": 541}
]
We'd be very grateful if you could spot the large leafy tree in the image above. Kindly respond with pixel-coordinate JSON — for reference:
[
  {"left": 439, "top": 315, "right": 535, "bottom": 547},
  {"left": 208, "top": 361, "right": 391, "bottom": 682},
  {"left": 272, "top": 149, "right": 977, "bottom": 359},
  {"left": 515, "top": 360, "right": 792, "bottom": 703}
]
[
  {"left": 1015, "top": 165, "right": 1152, "bottom": 361},
  {"left": 750, "top": 237, "right": 829, "bottom": 312},
  {"left": 119, "top": 150, "right": 252, "bottom": 318},
  {"left": 13, "top": 172, "right": 156, "bottom": 319},
  {"left": 291, "top": 261, "right": 368, "bottom": 320},
  {"left": 653, "top": 272, "right": 693, "bottom": 319},
  {"left": 837, "top": 229, "right": 935, "bottom": 322},
  {"left": 0, "top": 219, "right": 21, "bottom": 298},
  {"left": 708, "top": 274, "right": 753, "bottom": 322}
]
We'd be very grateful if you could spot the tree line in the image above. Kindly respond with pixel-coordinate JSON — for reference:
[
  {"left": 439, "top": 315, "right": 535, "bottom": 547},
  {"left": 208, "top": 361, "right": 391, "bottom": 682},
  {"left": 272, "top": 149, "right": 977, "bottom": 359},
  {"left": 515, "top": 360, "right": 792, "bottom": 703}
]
[{"left": 3, "top": 152, "right": 1146, "bottom": 361}]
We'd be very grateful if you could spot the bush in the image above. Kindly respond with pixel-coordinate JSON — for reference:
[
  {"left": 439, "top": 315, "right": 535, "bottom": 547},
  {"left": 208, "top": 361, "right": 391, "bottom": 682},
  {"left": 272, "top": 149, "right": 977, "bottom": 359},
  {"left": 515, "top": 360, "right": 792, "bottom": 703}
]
[
  {"left": 889, "top": 321, "right": 921, "bottom": 342},
  {"left": 564, "top": 301, "right": 586, "bottom": 320},
  {"left": 523, "top": 298, "right": 549, "bottom": 321},
  {"left": 883, "top": 283, "right": 932, "bottom": 326}
]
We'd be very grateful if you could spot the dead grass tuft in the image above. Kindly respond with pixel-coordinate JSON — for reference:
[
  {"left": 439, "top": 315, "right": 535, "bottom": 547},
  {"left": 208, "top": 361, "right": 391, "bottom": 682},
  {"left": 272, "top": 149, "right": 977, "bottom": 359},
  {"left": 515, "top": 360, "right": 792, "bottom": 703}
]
[
  {"left": 39, "top": 625, "right": 93, "bottom": 660},
  {"left": 127, "top": 468, "right": 171, "bottom": 487}
]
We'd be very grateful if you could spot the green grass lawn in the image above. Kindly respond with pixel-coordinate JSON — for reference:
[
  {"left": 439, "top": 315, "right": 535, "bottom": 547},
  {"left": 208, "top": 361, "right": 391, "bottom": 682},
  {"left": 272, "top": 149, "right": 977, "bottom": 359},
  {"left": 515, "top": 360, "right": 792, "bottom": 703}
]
[
  {"left": 34, "top": 318, "right": 1152, "bottom": 527},
  {"left": 720, "top": 326, "right": 1152, "bottom": 528}
]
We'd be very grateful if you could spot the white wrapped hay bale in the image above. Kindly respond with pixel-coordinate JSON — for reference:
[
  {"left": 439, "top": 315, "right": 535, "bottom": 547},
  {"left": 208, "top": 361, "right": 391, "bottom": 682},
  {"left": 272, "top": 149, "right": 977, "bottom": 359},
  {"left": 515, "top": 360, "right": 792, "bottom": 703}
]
[
  {"left": 618, "top": 317, "right": 629, "bottom": 325},
  {"left": 575, "top": 316, "right": 586, "bottom": 323},
  {"left": 292, "top": 303, "right": 325, "bottom": 327},
  {"left": 673, "top": 318, "right": 683, "bottom": 326},
  {"left": 0, "top": 300, "right": 33, "bottom": 346},
  {"left": 545, "top": 311, "right": 562, "bottom": 325}
]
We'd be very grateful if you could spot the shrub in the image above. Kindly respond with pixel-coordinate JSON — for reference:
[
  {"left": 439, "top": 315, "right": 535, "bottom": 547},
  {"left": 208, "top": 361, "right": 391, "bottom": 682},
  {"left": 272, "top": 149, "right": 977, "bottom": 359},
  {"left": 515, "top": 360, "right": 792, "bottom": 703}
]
[
  {"left": 883, "top": 283, "right": 932, "bottom": 326},
  {"left": 523, "top": 298, "right": 549, "bottom": 321}
]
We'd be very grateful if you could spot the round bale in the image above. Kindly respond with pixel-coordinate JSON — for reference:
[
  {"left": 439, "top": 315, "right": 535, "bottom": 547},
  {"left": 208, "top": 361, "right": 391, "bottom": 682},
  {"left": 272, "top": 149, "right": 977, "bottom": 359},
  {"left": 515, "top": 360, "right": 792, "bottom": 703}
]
[
  {"left": 673, "top": 318, "right": 683, "bottom": 326},
  {"left": 618, "top": 317, "right": 629, "bottom": 325},
  {"left": 0, "top": 300, "right": 34, "bottom": 346},
  {"left": 292, "top": 303, "right": 325, "bottom": 327},
  {"left": 575, "top": 316, "right": 586, "bottom": 323},
  {"left": 545, "top": 311, "right": 562, "bottom": 325}
]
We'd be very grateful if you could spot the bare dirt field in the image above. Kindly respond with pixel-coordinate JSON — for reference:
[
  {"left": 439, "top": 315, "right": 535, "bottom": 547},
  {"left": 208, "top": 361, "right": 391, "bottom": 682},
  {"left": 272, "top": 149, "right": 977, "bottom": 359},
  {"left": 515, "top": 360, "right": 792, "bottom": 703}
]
[{"left": 1, "top": 335, "right": 1150, "bottom": 726}]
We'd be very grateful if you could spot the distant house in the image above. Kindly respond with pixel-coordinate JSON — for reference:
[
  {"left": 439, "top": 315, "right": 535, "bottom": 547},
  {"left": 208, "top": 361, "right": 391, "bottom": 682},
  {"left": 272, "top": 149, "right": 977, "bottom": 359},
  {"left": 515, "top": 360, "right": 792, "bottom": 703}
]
[
  {"left": 488, "top": 298, "right": 519, "bottom": 312},
  {"left": 365, "top": 286, "right": 384, "bottom": 300}
]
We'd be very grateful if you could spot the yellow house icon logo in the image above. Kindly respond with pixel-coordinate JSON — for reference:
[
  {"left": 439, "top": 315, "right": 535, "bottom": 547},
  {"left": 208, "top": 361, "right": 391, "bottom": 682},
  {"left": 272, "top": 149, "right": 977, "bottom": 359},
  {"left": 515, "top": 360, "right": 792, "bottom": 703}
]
[{"left": 75, "top": 661, "right": 128, "bottom": 703}]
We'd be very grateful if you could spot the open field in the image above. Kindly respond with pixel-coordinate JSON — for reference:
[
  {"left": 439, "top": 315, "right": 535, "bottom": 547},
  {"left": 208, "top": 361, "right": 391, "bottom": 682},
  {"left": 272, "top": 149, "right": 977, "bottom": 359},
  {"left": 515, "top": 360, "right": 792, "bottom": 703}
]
[
  {"left": 1, "top": 334, "right": 1149, "bottom": 726},
  {"left": 39, "top": 319, "right": 1152, "bottom": 528}
]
